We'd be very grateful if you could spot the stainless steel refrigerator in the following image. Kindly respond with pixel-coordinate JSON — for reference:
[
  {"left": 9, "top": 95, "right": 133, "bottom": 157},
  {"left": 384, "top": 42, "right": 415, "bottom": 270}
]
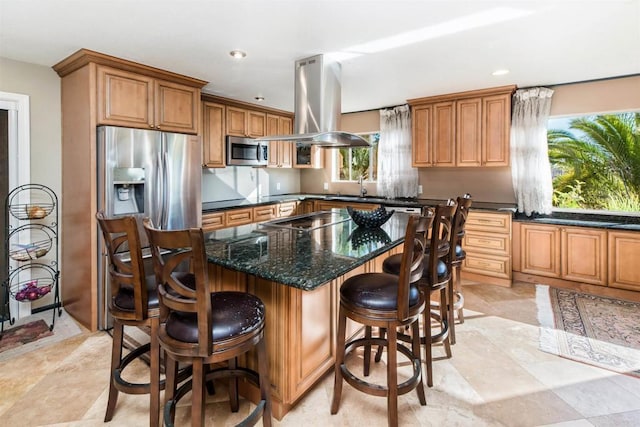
[{"left": 97, "top": 126, "right": 201, "bottom": 329}]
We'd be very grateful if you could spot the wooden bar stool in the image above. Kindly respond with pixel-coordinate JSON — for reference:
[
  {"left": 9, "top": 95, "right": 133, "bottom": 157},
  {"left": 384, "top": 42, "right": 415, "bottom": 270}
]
[
  {"left": 448, "top": 194, "right": 472, "bottom": 344},
  {"left": 96, "top": 212, "right": 163, "bottom": 427},
  {"left": 331, "top": 215, "right": 427, "bottom": 427},
  {"left": 380, "top": 201, "right": 457, "bottom": 387},
  {"left": 144, "top": 220, "right": 271, "bottom": 427}
]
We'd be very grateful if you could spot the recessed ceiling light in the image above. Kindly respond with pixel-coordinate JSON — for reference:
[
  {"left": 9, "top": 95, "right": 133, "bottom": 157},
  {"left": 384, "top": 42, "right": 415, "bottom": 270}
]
[
  {"left": 254, "top": 96, "right": 265, "bottom": 102},
  {"left": 492, "top": 69, "right": 510, "bottom": 76},
  {"left": 229, "top": 50, "right": 246, "bottom": 59}
]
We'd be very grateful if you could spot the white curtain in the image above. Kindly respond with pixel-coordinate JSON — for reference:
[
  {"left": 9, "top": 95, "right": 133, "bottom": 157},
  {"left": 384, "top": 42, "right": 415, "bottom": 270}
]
[
  {"left": 377, "top": 105, "right": 419, "bottom": 198},
  {"left": 510, "top": 87, "right": 554, "bottom": 216}
]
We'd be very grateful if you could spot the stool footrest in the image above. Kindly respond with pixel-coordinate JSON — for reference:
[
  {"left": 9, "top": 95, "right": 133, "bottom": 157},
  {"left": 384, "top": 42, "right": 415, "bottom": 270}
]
[
  {"left": 163, "top": 365, "right": 266, "bottom": 427},
  {"left": 342, "top": 336, "right": 422, "bottom": 398},
  {"left": 113, "top": 342, "right": 166, "bottom": 395}
]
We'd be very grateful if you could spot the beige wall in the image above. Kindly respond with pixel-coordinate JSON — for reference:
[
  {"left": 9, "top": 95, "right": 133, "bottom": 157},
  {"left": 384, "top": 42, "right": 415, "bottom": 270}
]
[
  {"left": 550, "top": 74, "right": 640, "bottom": 116},
  {"left": 0, "top": 57, "right": 62, "bottom": 205},
  {"left": 0, "top": 57, "right": 62, "bottom": 311},
  {"left": 302, "top": 75, "right": 640, "bottom": 202}
]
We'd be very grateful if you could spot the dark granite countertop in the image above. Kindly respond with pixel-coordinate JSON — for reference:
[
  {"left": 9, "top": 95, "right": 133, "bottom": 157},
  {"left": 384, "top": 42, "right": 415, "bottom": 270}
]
[
  {"left": 203, "top": 209, "right": 411, "bottom": 291},
  {"left": 202, "top": 193, "right": 639, "bottom": 231},
  {"left": 514, "top": 212, "right": 640, "bottom": 231},
  {"left": 202, "top": 193, "right": 516, "bottom": 213}
]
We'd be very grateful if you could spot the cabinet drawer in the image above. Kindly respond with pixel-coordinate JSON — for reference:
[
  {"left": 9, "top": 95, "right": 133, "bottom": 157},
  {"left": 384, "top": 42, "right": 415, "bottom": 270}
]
[
  {"left": 463, "top": 253, "right": 511, "bottom": 280},
  {"left": 253, "top": 205, "right": 277, "bottom": 222},
  {"left": 464, "top": 231, "right": 509, "bottom": 256},
  {"left": 202, "top": 212, "right": 224, "bottom": 231},
  {"left": 466, "top": 211, "right": 511, "bottom": 234},
  {"left": 278, "top": 202, "right": 297, "bottom": 217},
  {"left": 225, "top": 208, "right": 253, "bottom": 226}
]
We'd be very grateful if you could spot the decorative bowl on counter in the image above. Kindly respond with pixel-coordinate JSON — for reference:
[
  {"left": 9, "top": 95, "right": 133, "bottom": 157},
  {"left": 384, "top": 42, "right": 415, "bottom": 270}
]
[{"left": 347, "top": 206, "right": 395, "bottom": 229}]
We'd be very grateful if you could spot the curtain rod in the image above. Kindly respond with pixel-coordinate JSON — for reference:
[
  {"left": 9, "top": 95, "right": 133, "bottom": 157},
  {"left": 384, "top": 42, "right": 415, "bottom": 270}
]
[{"left": 343, "top": 103, "right": 407, "bottom": 115}]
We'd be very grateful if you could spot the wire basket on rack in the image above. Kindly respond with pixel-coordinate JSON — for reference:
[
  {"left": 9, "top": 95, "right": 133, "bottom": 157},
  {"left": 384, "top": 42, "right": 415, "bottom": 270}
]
[
  {"left": 10, "top": 277, "right": 54, "bottom": 301},
  {"left": 9, "top": 202, "right": 55, "bottom": 220},
  {"left": 9, "top": 238, "right": 53, "bottom": 261}
]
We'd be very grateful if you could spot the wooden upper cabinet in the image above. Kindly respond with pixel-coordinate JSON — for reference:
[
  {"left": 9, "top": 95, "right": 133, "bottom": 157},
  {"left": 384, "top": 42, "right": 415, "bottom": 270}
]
[
  {"left": 97, "top": 66, "right": 154, "bottom": 128},
  {"left": 408, "top": 85, "right": 515, "bottom": 168},
  {"left": 411, "top": 102, "right": 454, "bottom": 167},
  {"left": 226, "top": 106, "right": 248, "bottom": 136},
  {"left": 202, "top": 101, "right": 225, "bottom": 168},
  {"left": 432, "top": 102, "right": 455, "bottom": 166},
  {"left": 97, "top": 65, "right": 199, "bottom": 134},
  {"left": 412, "top": 105, "right": 431, "bottom": 167},
  {"left": 248, "top": 111, "right": 266, "bottom": 137},
  {"left": 226, "top": 107, "right": 266, "bottom": 138},
  {"left": 154, "top": 80, "right": 199, "bottom": 133},
  {"left": 267, "top": 114, "right": 293, "bottom": 168},
  {"left": 278, "top": 116, "right": 293, "bottom": 167},
  {"left": 456, "top": 98, "right": 482, "bottom": 167},
  {"left": 482, "top": 93, "right": 511, "bottom": 166},
  {"left": 294, "top": 145, "right": 324, "bottom": 169}
]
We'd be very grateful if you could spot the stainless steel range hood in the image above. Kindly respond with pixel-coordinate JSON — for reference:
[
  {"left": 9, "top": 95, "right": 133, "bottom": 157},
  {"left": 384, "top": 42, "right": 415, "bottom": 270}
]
[{"left": 255, "top": 55, "right": 369, "bottom": 148}]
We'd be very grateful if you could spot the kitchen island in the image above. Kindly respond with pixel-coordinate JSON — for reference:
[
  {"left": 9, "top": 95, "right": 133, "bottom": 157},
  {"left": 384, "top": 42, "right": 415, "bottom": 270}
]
[{"left": 203, "top": 209, "right": 410, "bottom": 419}]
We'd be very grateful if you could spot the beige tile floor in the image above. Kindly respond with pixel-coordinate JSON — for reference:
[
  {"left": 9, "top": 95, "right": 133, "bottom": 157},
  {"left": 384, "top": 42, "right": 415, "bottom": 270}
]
[{"left": 1, "top": 281, "right": 639, "bottom": 426}]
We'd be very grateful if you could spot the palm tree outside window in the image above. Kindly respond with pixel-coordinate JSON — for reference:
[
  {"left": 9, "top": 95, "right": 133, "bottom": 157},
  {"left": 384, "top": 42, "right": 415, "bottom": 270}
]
[
  {"left": 334, "top": 132, "right": 379, "bottom": 182},
  {"left": 547, "top": 111, "right": 640, "bottom": 212}
]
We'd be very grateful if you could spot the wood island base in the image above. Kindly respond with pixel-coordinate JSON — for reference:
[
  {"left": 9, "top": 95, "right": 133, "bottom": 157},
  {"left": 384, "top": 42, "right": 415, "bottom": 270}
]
[{"left": 208, "top": 247, "right": 399, "bottom": 420}]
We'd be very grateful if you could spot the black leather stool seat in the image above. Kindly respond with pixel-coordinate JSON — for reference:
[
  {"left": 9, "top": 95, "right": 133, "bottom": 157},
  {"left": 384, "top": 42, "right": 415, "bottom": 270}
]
[
  {"left": 113, "top": 275, "right": 160, "bottom": 311},
  {"left": 382, "top": 256, "right": 450, "bottom": 285},
  {"left": 383, "top": 241, "right": 449, "bottom": 274},
  {"left": 166, "top": 291, "right": 266, "bottom": 344},
  {"left": 341, "top": 273, "right": 421, "bottom": 311}
]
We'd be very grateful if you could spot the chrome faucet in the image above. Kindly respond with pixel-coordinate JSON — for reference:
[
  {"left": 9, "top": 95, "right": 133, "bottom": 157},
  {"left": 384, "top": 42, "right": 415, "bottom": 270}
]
[{"left": 358, "top": 176, "right": 367, "bottom": 198}]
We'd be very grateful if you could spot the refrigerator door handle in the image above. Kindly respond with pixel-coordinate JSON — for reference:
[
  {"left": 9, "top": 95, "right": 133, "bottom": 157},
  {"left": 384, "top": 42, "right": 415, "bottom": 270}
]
[
  {"left": 153, "top": 152, "right": 164, "bottom": 227},
  {"left": 161, "top": 150, "right": 169, "bottom": 228}
]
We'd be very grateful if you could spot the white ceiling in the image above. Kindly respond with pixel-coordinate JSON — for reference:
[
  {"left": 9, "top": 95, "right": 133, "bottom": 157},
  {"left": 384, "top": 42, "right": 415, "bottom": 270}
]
[{"left": 1, "top": 0, "right": 639, "bottom": 113}]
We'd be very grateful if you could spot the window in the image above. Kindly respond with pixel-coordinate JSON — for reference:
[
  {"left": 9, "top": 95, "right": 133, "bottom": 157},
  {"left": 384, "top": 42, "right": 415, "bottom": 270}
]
[
  {"left": 333, "top": 132, "right": 379, "bottom": 182},
  {"left": 547, "top": 111, "right": 640, "bottom": 213}
]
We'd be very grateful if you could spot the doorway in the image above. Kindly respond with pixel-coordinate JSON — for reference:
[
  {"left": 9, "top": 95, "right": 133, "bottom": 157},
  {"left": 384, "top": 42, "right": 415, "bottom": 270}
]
[{"left": 0, "top": 91, "right": 31, "bottom": 321}]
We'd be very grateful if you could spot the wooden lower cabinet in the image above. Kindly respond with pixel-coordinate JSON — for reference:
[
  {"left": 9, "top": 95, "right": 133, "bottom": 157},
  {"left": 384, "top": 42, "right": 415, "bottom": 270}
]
[
  {"left": 562, "top": 227, "right": 607, "bottom": 286},
  {"left": 253, "top": 205, "right": 278, "bottom": 223},
  {"left": 208, "top": 248, "right": 395, "bottom": 419},
  {"left": 202, "top": 212, "right": 224, "bottom": 232},
  {"left": 519, "top": 223, "right": 608, "bottom": 286},
  {"left": 462, "top": 210, "right": 512, "bottom": 286},
  {"left": 608, "top": 231, "right": 640, "bottom": 291},
  {"left": 278, "top": 201, "right": 297, "bottom": 217},
  {"left": 224, "top": 208, "right": 253, "bottom": 227},
  {"left": 520, "top": 224, "right": 560, "bottom": 277}
]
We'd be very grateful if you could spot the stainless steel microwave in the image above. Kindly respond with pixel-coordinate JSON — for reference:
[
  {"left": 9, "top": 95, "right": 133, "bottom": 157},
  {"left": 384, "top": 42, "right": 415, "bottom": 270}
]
[{"left": 226, "top": 135, "right": 268, "bottom": 166}]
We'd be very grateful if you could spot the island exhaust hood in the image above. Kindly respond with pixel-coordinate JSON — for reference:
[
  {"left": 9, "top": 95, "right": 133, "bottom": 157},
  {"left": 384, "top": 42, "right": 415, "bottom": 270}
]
[{"left": 254, "top": 55, "right": 369, "bottom": 148}]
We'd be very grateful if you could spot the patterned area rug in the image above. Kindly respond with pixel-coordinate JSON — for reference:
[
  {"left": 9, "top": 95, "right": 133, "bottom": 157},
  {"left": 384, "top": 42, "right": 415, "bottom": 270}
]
[
  {"left": 537, "top": 285, "right": 640, "bottom": 378},
  {"left": 0, "top": 319, "right": 52, "bottom": 353},
  {"left": 0, "top": 309, "right": 83, "bottom": 361}
]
